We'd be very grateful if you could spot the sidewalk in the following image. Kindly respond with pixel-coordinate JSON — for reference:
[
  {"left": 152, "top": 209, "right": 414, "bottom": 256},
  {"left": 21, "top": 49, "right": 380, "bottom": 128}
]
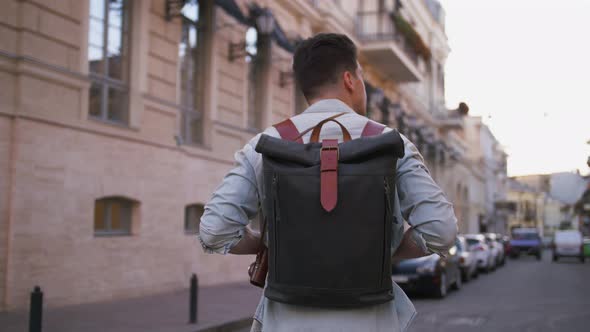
[{"left": 0, "top": 282, "right": 262, "bottom": 332}]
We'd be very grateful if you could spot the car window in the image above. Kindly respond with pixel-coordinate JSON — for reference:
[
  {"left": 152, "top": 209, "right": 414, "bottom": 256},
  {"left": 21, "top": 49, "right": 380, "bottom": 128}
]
[
  {"left": 512, "top": 233, "right": 538, "bottom": 240},
  {"left": 555, "top": 232, "right": 581, "bottom": 241},
  {"left": 466, "top": 238, "right": 480, "bottom": 246}
]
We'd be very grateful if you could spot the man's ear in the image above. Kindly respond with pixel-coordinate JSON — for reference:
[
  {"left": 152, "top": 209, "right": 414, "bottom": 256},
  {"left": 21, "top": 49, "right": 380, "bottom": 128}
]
[{"left": 343, "top": 71, "right": 355, "bottom": 92}]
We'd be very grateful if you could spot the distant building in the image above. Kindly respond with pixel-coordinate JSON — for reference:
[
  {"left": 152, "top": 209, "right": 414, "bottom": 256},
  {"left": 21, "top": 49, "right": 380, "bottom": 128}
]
[
  {"left": 461, "top": 116, "right": 508, "bottom": 234},
  {"left": 514, "top": 172, "right": 586, "bottom": 205},
  {"left": 506, "top": 179, "right": 546, "bottom": 235}
]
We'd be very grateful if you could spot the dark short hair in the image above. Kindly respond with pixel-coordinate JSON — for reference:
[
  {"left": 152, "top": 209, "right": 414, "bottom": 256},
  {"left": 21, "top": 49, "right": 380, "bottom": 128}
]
[{"left": 292, "top": 33, "right": 358, "bottom": 99}]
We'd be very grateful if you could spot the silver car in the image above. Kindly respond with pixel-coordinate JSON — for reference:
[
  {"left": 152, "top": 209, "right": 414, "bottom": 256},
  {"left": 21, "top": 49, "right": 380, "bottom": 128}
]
[
  {"left": 464, "top": 234, "right": 495, "bottom": 273},
  {"left": 457, "top": 236, "right": 478, "bottom": 282},
  {"left": 485, "top": 233, "right": 506, "bottom": 266}
]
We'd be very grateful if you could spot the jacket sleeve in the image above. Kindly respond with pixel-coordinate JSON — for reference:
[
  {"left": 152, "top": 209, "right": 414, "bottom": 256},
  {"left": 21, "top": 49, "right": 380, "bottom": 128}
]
[
  {"left": 198, "top": 135, "right": 263, "bottom": 254},
  {"left": 396, "top": 134, "right": 458, "bottom": 255}
]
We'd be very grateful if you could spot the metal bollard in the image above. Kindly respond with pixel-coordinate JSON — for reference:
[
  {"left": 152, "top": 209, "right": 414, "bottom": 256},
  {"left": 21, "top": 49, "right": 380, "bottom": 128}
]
[
  {"left": 189, "top": 274, "right": 198, "bottom": 324},
  {"left": 29, "top": 286, "right": 43, "bottom": 332}
]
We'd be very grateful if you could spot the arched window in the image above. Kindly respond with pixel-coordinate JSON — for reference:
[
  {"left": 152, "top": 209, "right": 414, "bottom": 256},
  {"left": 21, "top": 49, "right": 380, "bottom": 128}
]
[
  {"left": 185, "top": 203, "right": 205, "bottom": 234},
  {"left": 94, "top": 196, "right": 138, "bottom": 236}
]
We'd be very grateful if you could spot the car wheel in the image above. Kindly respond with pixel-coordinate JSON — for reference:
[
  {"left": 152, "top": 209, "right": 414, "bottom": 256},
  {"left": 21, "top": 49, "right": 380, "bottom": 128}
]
[
  {"left": 435, "top": 271, "right": 447, "bottom": 298},
  {"left": 472, "top": 269, "right": 479, "bottom": 279},
  {"left": 581, "top": 255, "right": 585, "bottom": 263},
  {"left": 553, "top": 254, "right": 558, "bottom": 262},
  {"left": 536, "top": 253, "right": 542, "bottom": 261},
  {"left": 452, "top": 270, "right": 462, "bottom": 290}
]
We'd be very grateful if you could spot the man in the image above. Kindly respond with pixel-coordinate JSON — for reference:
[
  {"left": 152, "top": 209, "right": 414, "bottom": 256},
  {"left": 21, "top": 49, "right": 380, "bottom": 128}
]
[{"left": 199, "top": 33, "right": 457, "bottom": 332}]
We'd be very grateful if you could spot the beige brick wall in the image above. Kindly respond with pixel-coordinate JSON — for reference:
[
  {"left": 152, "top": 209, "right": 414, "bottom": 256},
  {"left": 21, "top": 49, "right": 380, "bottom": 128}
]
[
  {"left": 5, "top": 119, "right": 252, "bottom": 309},
  {"left": 0, "top": 71, "right": 16, "bottom": 115},
  {"left": 19, "top": 1, "right": 83, "bottom": 72},
  {"left": 0, "top": 0, "right": 18, "bottom": 27},
  {"left": 19, "top": 75, "right": 81, "bottom": 119},
  {"left": 214, "top": 11, "right": 249, "bottom": 128},
  {"left": 0, "top": 117, "right": 12, "bottom": 310}
]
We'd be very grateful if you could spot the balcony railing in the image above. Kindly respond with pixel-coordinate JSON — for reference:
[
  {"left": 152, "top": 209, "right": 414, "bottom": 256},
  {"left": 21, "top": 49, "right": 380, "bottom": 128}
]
[{"left": 356, "top": 11, "right": 419, "bottom": 65}]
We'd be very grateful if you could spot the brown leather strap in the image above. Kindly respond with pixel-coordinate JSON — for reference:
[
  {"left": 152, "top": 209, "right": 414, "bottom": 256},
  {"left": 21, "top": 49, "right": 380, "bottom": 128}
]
[
  {"left": 295, "top": 112, "right": 348, "bottom": 142},
  {"left": 361, "top": 120, "right": 386, "bottom": 137},
  {"left": 320, "top": 139, "right": 339, "bottom": 212},
  {"left": 310, "top": 118, "right": 352, "bottom": 143},
  {"left": 273, "top": 119, "right": 303, "bottom": 143}
]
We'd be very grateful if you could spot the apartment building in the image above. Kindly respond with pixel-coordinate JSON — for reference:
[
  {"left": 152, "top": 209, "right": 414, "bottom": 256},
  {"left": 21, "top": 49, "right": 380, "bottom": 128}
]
[{"left": 0, "top": 0, "right": 483, "bottom": 310}]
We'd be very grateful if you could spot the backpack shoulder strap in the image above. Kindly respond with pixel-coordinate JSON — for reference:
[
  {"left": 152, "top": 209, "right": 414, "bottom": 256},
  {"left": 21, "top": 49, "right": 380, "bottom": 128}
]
[
  {"left": 273, "top": 119, "right": 303, "bottom": 143},
  {"left": 361, "top": 120, "right": 386, "bottom": 137}
]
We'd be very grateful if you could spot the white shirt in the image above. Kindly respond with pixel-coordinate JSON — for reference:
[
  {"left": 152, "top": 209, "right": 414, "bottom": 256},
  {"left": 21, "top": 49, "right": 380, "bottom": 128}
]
[{"left": 199, "top": 99, "right": 458, "bottom": 332}]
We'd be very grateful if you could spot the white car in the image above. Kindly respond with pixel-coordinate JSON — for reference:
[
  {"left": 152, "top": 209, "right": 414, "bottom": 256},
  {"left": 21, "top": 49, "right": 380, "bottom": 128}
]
[
  {"left": 552, "top": 230, "right": 585, "bottom": 263},
  {"left": 464, "top": 234, "right": 495, "bottom": 273},
  {"left": 485, "top": 233, "right": 505, "bottom": 266},
  {"left": 457, "top": 236, "right": 478, "bottom": 282}
]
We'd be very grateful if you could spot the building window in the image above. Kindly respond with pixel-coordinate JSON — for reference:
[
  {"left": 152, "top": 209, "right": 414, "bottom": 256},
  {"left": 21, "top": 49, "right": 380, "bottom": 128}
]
[
  {"left": 185, "top": 204, "right": 204, "bottom": 234},
  {"left": 88, "top": 0, "right": 131, "bottom": 125},
  {"left": 179, "top": 0, "right": 207, "bottom": 145},
  {"left": 94, "top": 197, "right": 136, "bottom": 236}
]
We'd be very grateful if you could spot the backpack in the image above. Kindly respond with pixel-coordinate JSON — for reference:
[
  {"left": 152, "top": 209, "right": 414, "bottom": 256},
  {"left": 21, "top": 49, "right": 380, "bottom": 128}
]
[{"left": 254, "top": 113, "right": 405, "bottom": 308}]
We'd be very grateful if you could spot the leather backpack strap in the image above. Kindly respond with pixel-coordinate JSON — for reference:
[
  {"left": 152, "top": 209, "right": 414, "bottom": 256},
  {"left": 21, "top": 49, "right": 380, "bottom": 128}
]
[
  {"left": 310, "top": 118, "right": 352, "bottom": 143},
  {"left": 294, "top": 112, "right": 348, "bottom": 142},
  {"left": 320, "top": 139, "right": 339, "bottom": 212},
  {"left": 273, "top": 119, "right": 303, "bottom": 143},
  {"left": 361, "top": 120, "right": 386, "bottom": 137}
]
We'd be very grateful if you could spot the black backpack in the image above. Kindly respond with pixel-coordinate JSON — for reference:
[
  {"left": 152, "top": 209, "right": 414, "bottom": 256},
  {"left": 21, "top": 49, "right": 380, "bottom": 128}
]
[{"left": 254, "top": 114, "right": 405, "bottom": 308}]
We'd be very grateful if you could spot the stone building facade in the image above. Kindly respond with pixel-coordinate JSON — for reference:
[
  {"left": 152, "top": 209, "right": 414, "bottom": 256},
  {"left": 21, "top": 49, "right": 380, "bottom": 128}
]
[{"left": 0, "top": 0, "right": 498, "bottom": 310}]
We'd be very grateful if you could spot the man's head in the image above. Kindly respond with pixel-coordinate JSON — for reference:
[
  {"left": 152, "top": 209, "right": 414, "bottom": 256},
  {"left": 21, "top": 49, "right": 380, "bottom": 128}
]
[{"left": 293, "top": 33, "right": 366, "bottom": 115}]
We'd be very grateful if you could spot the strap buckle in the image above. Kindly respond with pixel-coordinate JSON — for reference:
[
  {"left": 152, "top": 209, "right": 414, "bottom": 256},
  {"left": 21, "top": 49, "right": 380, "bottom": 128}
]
[{"left": 320, "top": 146, "right": 339, "bottom": 161}]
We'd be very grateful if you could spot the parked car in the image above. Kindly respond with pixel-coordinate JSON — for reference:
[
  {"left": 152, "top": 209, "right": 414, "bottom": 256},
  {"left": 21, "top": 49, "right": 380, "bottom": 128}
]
[
  {"left": 510, "top": 228, "right": 542, "bottom": 260},
  {"left": 552, "top": 230, "right": 585, "bottom": 263},
  {"left": 500, "top": 235, "right": 511, "bottom": 255},
  {"left": 463, "top": 234, "right": 494, "bottom": 272},
  {"left": 485, "top": 233, "right": 505, "bottom": 266},
  {"left": 456, "top": 236, "right": 478, "bottom": 282},
  {"left": 392, "top": 243, "right": 462, "bottom": 298},
  {"left": 584, "top": 238, "right": 590, "bottom": 257}
]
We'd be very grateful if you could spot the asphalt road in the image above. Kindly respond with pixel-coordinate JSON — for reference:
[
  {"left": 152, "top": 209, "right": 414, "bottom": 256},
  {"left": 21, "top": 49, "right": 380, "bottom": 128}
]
[
  {"left": 408, "top": 250, "right": 590, "bottom": 332},
  {"left": 233, "top": 250, "right": 590, "bottom": 332}
]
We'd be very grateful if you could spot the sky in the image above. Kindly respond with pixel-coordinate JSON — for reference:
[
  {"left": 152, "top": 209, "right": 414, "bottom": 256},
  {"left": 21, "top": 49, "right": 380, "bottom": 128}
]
[{"left": 438, "top": 0, "right": 590, "bottom": 176}]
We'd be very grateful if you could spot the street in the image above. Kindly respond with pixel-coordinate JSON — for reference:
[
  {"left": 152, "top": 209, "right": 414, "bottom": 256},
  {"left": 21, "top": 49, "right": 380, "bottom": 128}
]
[
  {"left": 408, "top": 250, "right": 590, "bottom": 332},
  {"left": 232, "top": 250, "right": 590, "bottom": 332}
]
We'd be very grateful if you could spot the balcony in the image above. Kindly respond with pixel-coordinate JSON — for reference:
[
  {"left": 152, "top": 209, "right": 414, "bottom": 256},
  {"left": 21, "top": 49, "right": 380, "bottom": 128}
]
[{"left": 356, "top": 11, "right": 423, "bottom": 82}]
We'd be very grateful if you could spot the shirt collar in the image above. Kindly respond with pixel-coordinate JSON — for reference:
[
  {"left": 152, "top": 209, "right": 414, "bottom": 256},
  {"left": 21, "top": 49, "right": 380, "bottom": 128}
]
[{"left": 302, "top": 99, "right": 356, "bottom": 114}]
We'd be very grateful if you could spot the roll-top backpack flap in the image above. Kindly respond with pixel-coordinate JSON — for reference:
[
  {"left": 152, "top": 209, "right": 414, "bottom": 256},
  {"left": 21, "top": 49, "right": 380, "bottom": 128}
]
[
  {"left": 339, "top": 130, "right": 405, "bottom": 162},
  {"left": 255, "top": 134, "right": 320, "bottom": 167},
  {"left": 255, "top": 129, "right": 405, "bottom": 168},
  {"left": 256, "top": 116, "right": 404, "bottom": 309}
]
